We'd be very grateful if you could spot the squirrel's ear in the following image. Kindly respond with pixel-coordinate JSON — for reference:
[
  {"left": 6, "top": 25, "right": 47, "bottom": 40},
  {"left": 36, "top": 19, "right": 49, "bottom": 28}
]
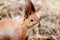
[
  {"left": 25, "top": 0, "right": 35, "bottom": 13},
  {"left": 24, "top": 0, "right": 35, "bottom": 20}
]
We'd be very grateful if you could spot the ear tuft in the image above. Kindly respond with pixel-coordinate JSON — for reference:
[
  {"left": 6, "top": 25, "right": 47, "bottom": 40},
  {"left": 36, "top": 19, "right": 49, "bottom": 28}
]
[
  {"left": 24, "top": 0, "right": 35, "bottom": 21},
  {"left": 25, "top": 0, "right": 35, "bottom": 13},
  {"left": 30, "top": 1, "right": 35, "bottom": 12}
]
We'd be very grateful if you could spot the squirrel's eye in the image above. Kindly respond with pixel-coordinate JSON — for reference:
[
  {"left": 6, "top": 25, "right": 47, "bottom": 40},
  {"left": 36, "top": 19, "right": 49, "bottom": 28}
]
[{"left": 31, "top": 19, "right": 33, "bottom": 22}]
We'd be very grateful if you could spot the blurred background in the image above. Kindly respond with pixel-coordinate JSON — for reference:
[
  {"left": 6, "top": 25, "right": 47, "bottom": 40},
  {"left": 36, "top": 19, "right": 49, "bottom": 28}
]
[{"left": 0, "top": 0, "right": 60, "bottom": 40}]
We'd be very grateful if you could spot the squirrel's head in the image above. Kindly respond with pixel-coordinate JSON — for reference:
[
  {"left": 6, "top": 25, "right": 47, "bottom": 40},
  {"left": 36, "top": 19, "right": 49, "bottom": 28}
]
[{"left": 23, "top": 0, "right": 40, "bottom": 29}]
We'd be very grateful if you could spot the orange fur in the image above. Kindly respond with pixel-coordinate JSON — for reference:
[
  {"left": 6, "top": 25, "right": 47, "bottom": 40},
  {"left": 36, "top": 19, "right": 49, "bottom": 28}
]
[{"left": 0, "top": 0, "right": 40, "bottom": 40}]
